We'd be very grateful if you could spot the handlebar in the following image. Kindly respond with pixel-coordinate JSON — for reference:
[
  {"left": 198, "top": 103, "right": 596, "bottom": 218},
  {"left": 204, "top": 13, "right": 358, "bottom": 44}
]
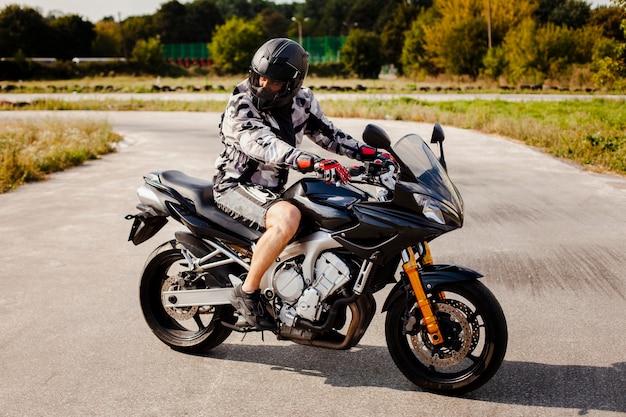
[{"left": 315, "top": 160, "right": 397, "bottom": 198}]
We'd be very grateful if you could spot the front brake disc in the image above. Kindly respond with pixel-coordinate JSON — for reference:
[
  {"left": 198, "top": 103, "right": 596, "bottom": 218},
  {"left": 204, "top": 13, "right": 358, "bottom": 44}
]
[{"left": 409, "top": 302, "right": 472, "bottom": 367}]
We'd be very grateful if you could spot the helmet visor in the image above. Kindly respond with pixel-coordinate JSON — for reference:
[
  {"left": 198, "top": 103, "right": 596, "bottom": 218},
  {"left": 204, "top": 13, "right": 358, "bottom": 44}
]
[{"left": 253, "top": 57, "right": 301, "bottom": 83}]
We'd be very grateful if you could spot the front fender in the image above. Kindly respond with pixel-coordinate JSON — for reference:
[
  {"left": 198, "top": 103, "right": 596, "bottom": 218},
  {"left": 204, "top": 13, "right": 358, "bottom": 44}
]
[{"left": 381, "top": 264, "right": 482, "bottom": 312}]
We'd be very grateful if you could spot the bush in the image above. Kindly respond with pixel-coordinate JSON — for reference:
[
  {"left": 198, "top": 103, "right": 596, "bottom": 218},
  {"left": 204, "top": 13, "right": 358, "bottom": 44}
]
[
  {"left": 131, "top": 36, "right": 165, "bottom": 70},
  {"left": 483, "top": 47, "right": 507, "bottom": 81},
  {"left": 208, "top": 16, "right": 266, "bottom": 75},
  {"left": 340, "top": 29, "right": 383, "bottom": 79},
  {"left": 308, "top": 62, "right": 348, "bottom": 78}
]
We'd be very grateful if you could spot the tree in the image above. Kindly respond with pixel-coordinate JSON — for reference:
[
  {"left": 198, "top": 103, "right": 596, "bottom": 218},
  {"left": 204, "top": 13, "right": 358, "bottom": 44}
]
[
  {"left": 534, "top": 0, "right": 561, "bottom": 24},
  {"left": 485, "top": 0, "right": 538, "bottom": 46},
  {"left": 184, "top": 0, "right": 224, "bottom": 42},
  {"left": 534, "top": 0, "right": 590, "bottom": 29},
  {"left": 572, "top": 25, "right": 603, "bottom": 63},
  {"left": 92, "top": 19, "right": 124, "bottom": 57},
  {"left": 214, "top": 0, "right": 269, "bottom": 20},
  {"left": 423, "top": 0, "right": 484, "bottom": 77},
  {"left": 0, "top": 5, "right": 52, "bottom": 57},
  {"left": 121, "top": 15, "right": 158, "bottom": 59},
  {"left": 547, "top": 0, "right": 591, "bottom": 29},
  {"left": 304, "top": 0, "right": 355, "bottom": 37},
  {"left": 502, "top": 18, "right": 541, "bottom": 83},
  {"left": 208, "top": 16, "right": 266, "bottom": 74},
  {"left": 482, "top": 46, "right": 507, "bottom": 80},
  {"left": 260, "top": 7, "right": 290, "bottom": 39},
  {"left": 380, "top": 1, "right": 421, "bottom": 68},
  {"left": 49, "top": 14, "right": 96, "bottom": 60},
  {"left": 418, "top": 0, "right": 537, "bottom": 78},
  {"left": 155, "top": 0, "right": 187, "bottom": 43},
  {"left": 400, "top": 8, "right": 438, "bottom": 76},
  {"left": 609, "top": 0, "right": 626, "bottom": 83},
  {"left": 535, "top": 23, "right": 578, "bottom": 77},
  {"left": 503, "top": 18, "right": 581, "bottom": 84},
  {"left": 589, "top": 6, "right": 625, "bottom": 41},
  {"left": 340, "top": 29, "right": 383, "bottom": 78},
  {"left": 131, "top": 36, "right": 164, "bottom": 69},
  {"left": 440, "top": 17, "right": 488, "bottom": 78},
  {"left": 345, "top": 0, "right": 386, "bottom": 32}
]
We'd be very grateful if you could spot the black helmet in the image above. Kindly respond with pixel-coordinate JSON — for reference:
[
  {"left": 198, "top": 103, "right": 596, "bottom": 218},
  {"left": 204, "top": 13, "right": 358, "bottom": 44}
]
[{"left": 248, "top": 38, "right": 309, "bottom": 110}]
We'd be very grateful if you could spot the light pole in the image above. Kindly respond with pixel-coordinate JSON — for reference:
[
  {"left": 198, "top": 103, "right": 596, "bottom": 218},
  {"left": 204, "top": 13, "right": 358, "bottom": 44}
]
[
  {"left": 291, "top": 17, "right": 308, "bottom": 45},
  {"left": 487, "top": 0, "right": 492, "bottom": 49}
]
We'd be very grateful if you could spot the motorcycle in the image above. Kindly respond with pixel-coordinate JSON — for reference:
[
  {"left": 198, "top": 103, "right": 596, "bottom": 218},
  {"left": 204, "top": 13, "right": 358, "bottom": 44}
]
[{"left": 126, "top": 123, "right": 507, "bottom": 395}]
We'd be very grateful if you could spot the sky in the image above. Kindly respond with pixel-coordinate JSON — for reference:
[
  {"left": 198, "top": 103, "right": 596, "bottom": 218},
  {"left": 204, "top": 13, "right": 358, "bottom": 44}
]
[{"left": 0, "top": 0, "right": 615, "bottom": 23}]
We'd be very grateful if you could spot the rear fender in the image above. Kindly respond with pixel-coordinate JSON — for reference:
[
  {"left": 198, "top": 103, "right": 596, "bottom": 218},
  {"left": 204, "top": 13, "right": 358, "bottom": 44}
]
[
  {"left": 382, "top": 264, "right": 482, "bottom": 312},
  {"left": 126, "top": 210, "right": 168, "bottom": 245},
  {"left": 174, "top": 231, "right": 213, "bottom": 258}
]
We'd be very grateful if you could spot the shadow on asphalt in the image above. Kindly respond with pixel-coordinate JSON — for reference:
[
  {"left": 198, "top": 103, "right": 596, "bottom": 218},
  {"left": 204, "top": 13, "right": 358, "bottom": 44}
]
[
  {"left": 196, "top": 343, "right": 625, "bottom": 414},
  {"left": 475, "top": 360, "right": 626, "bottom": 414}
]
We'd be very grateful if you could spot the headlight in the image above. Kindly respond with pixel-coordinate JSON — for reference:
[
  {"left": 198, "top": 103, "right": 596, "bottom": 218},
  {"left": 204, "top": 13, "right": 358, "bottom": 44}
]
[{"left": 413, "top": 194, "right": 446, "bottom": 224}]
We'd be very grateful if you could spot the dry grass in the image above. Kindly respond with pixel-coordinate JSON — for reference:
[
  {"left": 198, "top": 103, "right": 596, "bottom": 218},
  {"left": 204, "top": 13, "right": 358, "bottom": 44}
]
[{"left": 0, "top": 118, "right": 121, "bottom": 193}]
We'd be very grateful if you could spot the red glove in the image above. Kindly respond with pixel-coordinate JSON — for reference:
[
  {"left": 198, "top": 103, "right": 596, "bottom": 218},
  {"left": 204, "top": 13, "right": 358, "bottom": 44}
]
[{"left": 316, "top": 159, "right": 351, "bottom": 184}]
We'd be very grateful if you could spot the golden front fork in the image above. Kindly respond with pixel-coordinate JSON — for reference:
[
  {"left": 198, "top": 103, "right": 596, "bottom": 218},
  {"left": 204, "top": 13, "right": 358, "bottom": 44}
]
[{"left": 401, "top": 245, "right": 444, "bottom": 346}]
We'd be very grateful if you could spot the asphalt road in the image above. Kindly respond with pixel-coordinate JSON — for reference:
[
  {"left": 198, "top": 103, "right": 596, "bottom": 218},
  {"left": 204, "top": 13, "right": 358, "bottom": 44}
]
[{"left": 0, "top": 111, "right": 625, "bottom": 416}]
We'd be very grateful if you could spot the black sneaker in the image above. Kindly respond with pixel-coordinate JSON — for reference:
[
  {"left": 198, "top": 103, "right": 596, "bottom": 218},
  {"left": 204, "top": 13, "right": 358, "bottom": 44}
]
[{"left": 230, "top": 284, "right": 274, "bottom": 330}]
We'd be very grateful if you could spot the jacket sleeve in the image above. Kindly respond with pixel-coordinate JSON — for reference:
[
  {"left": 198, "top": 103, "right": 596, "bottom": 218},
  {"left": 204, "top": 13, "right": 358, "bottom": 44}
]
[
  {"left": 302, "top": 89, "right": 363, "bottom": 160},
  {"left": 221, "top": 94, "right": 304, "bottom": 169}
]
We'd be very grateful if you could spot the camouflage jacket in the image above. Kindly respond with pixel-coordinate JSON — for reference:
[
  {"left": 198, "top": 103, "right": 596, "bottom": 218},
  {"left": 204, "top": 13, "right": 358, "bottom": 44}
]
[{"left": 213, "top": 80, "right": 364, "bottom": 192}]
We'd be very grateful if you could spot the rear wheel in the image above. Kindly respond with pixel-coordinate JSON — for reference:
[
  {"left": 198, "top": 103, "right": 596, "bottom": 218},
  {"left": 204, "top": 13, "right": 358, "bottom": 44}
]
[
  {"left": 385, "top": 280, "right": 507, "bottom": 395},
  {"left": 139, "top": 240, "right": 237, "bottom": 353}
]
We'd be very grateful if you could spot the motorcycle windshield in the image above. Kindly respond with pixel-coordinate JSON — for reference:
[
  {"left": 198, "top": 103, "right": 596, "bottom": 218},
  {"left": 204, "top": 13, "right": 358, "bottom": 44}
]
[{"left": 393, "top": 134, "right": 464, "bottom": 214}]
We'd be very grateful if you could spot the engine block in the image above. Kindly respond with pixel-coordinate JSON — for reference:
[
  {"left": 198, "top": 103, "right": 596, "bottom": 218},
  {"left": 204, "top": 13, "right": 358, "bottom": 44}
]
[{"left": 276, "top": 252, "right": 352, "bottom": 325}]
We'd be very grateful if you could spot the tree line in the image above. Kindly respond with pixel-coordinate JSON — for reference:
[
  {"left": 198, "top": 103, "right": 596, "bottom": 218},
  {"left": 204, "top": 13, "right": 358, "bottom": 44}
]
[{"left": 0, "top": 0, "right": 624, "bottom": 89}]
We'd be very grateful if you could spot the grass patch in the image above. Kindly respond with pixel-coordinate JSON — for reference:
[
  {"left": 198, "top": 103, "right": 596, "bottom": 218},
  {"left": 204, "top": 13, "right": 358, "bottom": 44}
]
[
  {"left": 0, "top": 118, "right": 122, "bottom": 193},
  {"left": 320, "top": 97, "right": 626, "bottom": 175},
  {"left": 1, "top": 98, "right": 228, "bottom": 112}
]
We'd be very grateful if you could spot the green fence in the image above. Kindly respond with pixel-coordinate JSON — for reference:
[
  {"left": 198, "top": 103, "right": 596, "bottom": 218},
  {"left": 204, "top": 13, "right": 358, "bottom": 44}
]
[
  {"left": 162, "top": 37, "right": 346, "bottom": 65},
  {"left": 162, "top": 43, "right": 209, "bottom": 60},
  {"left": 300, "top": 36, "right": 346, "bottom": 63}
]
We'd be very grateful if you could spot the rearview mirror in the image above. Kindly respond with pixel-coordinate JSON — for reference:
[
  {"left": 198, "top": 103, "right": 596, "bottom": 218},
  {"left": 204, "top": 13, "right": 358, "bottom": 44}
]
[
  {"left": 362, "top": 124, "right": 391, "bottom": 150},
  {"left": 430, "top": 122, "right": 445, "bottom": 144},
  {"left": 430, "top": 122, "right": 447, "bottom": 172}
]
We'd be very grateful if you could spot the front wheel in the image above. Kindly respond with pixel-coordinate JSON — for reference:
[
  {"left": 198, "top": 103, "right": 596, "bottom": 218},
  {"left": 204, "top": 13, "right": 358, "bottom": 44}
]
[
  {"left": 385, "top": 280, "right": 507, "bottom": 395},
  {"left": 139, "top": 240, "right": 238, "bottom": 353}
]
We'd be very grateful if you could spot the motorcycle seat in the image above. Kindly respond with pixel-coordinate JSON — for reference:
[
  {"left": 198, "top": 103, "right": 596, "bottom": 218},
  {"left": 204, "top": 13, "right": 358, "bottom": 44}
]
[
  {"left": 159, "top": 170, "right": 262, "bottom": 242},
  {"left": 160, "top": 170, "right": 214, "bottom": 203}
]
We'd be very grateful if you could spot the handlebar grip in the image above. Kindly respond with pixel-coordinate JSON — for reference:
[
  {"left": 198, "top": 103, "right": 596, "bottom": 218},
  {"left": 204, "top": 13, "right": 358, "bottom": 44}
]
[{"left": 349, "top": 165, "right": 366, "bottom": 176}]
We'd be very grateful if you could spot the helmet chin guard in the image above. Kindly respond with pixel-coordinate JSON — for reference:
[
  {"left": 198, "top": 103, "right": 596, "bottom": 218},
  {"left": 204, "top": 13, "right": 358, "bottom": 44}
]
[{"left": 249, "top": 38, "right": 309, "bottom": 110}]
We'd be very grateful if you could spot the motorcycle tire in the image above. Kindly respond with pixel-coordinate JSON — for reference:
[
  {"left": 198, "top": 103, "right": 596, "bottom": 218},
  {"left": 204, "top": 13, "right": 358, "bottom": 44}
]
[
  {"left": 139, "top": 240, "right": 237, "bottom": 353},
  {"left": 385, "top": 280, "right": 507, "bottom": 395}
]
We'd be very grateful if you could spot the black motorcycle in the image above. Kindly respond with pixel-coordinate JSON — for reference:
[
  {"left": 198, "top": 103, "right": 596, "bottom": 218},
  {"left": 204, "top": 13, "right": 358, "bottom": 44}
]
[{"left": 126, "top": 123, "right": 507, "bottom": 395}]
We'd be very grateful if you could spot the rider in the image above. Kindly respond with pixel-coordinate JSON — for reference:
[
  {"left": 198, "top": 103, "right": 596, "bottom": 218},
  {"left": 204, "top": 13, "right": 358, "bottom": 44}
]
[{"left": 213, "top": 38, "right": 390, "bottom": 329}]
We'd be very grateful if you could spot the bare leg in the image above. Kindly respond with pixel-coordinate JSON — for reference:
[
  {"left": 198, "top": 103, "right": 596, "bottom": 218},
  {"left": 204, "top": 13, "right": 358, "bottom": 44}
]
[{"left": 241, "top": 201, "right": 301, "bottom": 293}]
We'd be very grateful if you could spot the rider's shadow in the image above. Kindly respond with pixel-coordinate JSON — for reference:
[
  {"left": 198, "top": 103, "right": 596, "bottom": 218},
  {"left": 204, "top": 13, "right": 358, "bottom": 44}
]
[{"left": 204, "top": 343, "right": 626, "bottom": 414}]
